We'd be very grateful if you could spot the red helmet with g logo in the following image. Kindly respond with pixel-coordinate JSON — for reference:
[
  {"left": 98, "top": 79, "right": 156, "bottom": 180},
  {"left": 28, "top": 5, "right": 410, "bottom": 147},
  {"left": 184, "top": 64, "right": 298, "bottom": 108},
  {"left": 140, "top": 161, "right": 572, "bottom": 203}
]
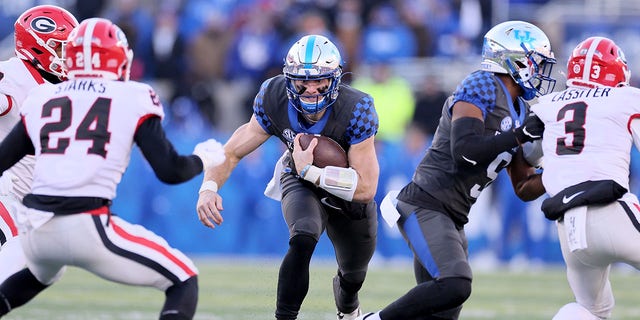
[
  {"left": 566, "top": 36, "right": 630, "bottom": 88},
  {"left": 65, "top": 18, "right": 133, "bottom": 81},
  {"left": 14, "top": 5, "right": 78, "bottom": 79}
]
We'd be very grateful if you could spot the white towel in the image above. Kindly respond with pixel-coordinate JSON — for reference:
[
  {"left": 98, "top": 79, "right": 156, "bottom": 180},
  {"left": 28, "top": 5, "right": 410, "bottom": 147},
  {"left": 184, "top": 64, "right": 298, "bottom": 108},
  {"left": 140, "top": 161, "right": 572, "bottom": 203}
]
[
  {"left": 264, "top": 151, "right": 288, "bottom": 201},
  {"left": 380, "top": 190, "right": 401, "bottom": 228},
  {"left": 564, "top": 206, "right": 588, "bottom": 252}
]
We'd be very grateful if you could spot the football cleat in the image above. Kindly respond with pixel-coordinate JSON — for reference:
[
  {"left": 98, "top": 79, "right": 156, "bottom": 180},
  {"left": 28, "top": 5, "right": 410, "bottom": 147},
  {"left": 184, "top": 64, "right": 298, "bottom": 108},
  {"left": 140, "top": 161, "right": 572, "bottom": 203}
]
[
  {"left": 337, "top": 306, "right": 361, "bottom": 320},
  {"left": 354, "top": 312, "right": 379, "bottom": 320}
]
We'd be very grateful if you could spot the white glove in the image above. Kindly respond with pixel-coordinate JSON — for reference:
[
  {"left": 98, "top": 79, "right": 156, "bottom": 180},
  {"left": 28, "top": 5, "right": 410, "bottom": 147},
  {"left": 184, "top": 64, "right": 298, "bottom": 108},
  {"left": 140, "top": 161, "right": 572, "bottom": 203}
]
[
  {"left": 193, "top": 139, "right": 226, "bottom": 169},
  {"left": 522, "top": 140, "right": 543, "bottom": 168}
]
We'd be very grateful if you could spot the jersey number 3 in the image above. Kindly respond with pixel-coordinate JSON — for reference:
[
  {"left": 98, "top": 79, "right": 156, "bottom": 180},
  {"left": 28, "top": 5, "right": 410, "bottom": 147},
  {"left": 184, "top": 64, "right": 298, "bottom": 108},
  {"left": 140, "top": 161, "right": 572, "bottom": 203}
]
[
  {"left": 556, "top": 101, "right": 587, "bottom": 155},
  {"left": 40, "top": 96, "right": 112, "bottom": 158}
]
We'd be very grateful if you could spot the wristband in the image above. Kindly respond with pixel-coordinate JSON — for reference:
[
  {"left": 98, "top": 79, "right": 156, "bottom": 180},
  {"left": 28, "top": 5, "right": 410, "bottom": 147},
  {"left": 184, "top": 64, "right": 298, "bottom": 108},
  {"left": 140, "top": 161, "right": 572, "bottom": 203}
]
[
  {"left": 302, "top": 165, "right": 322, "bottom": 185},
  {"left": 199, "top": 180, "right": 219, "bottom": 193},
  {"left": 299, "top": 164, "right": 312, "bottom": 178}
]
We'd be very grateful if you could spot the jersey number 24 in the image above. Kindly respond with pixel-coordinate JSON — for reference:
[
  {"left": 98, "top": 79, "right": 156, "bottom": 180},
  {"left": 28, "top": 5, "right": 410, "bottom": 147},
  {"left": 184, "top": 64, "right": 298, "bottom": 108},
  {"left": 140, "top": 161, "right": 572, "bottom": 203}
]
[{"left": 39, "top": 96, "right": 112, "bottom": 158}]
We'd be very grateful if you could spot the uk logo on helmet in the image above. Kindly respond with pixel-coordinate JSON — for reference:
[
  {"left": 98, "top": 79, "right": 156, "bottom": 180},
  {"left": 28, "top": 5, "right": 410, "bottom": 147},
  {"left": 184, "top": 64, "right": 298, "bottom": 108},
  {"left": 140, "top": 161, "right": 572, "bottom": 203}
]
[
  {"left": 513, "top": 30, "right": 535, "bottom": 47},
  {"left": 31, "top": 17, "right": 57, "bottom": 33}
]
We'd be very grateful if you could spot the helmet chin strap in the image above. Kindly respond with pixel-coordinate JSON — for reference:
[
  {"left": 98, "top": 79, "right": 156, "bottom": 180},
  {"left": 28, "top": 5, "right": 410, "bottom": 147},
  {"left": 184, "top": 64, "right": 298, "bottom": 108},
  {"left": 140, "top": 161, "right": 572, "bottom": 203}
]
[
  {"left": 519, "top": 83, "right": 537, "bottom": 100},
  {"left": 300, "top": 96, "right": 326, "bottom": 114}
]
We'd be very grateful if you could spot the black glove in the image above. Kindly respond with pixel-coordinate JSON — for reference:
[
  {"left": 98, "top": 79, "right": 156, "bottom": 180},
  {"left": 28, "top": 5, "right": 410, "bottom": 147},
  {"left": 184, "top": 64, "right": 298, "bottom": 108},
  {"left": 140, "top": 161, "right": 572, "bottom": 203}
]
[{"left": 514, "top": 114, "right": 544, "bottom": 143}]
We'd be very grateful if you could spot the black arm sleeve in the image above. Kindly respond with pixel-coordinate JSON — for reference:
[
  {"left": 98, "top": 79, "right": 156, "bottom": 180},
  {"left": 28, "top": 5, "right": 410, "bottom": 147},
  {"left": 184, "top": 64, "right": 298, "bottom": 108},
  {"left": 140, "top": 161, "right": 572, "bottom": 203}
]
[
  {"left": 134, "top": 117, "right": 204, "bottom": 184},
  {"left": 451, "top": 117, "right": 519, "bottom": 167},
  {"left": 0, "top": 121, "right": 34, "bottom": 173}
]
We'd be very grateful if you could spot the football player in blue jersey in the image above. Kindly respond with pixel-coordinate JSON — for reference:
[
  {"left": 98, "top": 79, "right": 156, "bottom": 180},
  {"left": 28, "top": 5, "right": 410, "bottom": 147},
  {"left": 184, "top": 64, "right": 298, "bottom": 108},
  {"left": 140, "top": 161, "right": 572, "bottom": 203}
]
[
  {"left": 196, "top": 34, "right": 379, "bottom": 320},
  {"left": 357, "top": 21, "right": 556, "bottom": 320}
]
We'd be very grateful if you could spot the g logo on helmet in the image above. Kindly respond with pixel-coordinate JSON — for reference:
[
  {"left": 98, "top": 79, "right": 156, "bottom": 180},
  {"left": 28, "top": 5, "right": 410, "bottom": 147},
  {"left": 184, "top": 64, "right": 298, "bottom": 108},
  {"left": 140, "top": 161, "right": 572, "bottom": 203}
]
[
  {"left": 573, "top": 64, "right": 581, "bottom": 74},
  {"left": 31, "top": 16, "right": 57, "bottom": 33}
]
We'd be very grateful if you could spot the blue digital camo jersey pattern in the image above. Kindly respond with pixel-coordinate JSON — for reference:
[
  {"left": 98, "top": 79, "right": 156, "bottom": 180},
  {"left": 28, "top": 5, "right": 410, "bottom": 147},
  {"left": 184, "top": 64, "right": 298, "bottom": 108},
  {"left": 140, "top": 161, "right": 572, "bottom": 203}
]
[
  {"left": 253, "top": 78, "right": 273, "bottom": 129},
  {"left": 452, "top": 70, "right": 497, "bottom": 119},
  {"left": 347, "top": 95, "right": 377, "bottom": 145},
  {"left": 251, "top": 75, "right": 378, "bottom": 150},
  {"left": 400, "top": 70, "right": 520, "bottom": 226}
]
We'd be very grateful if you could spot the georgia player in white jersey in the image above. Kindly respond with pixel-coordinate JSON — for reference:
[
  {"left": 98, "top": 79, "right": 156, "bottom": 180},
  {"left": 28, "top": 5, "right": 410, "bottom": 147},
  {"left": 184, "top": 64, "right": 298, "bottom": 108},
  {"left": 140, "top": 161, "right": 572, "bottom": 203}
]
[
  {"left": 532, "top": 36, "right": 640, "bottom": 320},
  {"left": 0, "top": 5, "right": 78, "bottom": 283},
  {"left": 0, "top": 18, "right": 225, "bottom": 320}
]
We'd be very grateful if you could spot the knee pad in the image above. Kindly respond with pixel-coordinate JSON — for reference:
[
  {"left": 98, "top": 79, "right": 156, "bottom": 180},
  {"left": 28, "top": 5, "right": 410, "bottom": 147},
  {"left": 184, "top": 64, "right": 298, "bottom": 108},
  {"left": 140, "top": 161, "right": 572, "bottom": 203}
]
[
  {"left": 290, "top": 217, "right": 322, "bottom": 241},
  {"left": 288, "top": 234, "right": 317, "bottom": 255},
  {"left": 552, "top": 302, "right": 601, "bottom": 320},
  {"left": 336, "top": 270, "right": 366, "bottom": 293},
  {"left": 438, "top": 277, "right": 472, "bottom": 308}
]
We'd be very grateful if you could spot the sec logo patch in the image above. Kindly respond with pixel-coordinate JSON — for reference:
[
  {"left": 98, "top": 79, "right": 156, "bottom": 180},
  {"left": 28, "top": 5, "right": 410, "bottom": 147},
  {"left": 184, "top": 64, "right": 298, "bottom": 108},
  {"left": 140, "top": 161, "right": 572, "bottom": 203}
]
[{"left": 500, "top": 116, "right": 513, "bottom": 132}]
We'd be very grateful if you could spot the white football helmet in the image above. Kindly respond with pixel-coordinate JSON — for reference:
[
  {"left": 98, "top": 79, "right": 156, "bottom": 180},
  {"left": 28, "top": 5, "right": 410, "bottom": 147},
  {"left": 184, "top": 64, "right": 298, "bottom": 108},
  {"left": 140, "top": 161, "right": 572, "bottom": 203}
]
[
  {"left": 481, "top": 20, "right": 557, "bottom": 100},
  {"left": 283, "top": 35, "right": 343, "bottom": 114}
]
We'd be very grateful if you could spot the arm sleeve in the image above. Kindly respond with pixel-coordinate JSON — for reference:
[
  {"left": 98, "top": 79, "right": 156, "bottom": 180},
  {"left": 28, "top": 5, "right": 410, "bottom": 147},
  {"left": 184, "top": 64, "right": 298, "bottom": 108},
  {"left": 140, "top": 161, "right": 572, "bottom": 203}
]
[
  {"left": 134, "top": 117, "right": 203, "bottom": 184},
  {"left": 0, "top": 120, "right": 34, "bottom": 173},
  {"left": 451, "top": 117, "right": 519, "bottom": 167}
]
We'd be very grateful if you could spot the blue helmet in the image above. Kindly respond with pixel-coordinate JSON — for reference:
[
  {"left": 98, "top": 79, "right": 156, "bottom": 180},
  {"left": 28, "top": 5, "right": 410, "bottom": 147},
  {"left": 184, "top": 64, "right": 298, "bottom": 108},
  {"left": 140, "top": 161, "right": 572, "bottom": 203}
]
[
  {"left": 480, "top": 21, "right": 557, "bottom": 100},
  {"left": 283, "top": 35, "right": 343, "bottom": 114}
]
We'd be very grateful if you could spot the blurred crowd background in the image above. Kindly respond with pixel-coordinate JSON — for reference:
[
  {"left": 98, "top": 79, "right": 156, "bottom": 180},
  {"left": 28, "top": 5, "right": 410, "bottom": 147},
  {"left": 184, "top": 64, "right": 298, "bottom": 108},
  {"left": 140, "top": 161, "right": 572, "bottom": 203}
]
[{"left": 2, "top": 0, "right": 640, "bottom": 268}]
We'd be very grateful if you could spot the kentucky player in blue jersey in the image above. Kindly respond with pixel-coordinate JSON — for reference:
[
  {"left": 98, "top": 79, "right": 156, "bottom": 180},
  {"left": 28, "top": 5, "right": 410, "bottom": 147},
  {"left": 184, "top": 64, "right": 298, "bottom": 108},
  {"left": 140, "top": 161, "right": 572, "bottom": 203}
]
[
  {"left": 196, "top": 35, "right": 379, "bottom": 320},
  {"left": 357, "top": 21, "right": 556, "bottom": 320}
]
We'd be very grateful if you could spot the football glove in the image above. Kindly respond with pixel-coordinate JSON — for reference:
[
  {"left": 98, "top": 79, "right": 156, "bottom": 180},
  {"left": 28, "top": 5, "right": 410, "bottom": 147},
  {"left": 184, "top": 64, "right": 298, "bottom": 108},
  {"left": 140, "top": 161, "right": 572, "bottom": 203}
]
[
  {"left": 514, "top": 114, "right": 544, "bottom": 143},
  {"left": 522, "top": 140, "right": 543, "bottom": 167},
  {"left": 193, "top": 139, "right": 226, "bottom": 169}
]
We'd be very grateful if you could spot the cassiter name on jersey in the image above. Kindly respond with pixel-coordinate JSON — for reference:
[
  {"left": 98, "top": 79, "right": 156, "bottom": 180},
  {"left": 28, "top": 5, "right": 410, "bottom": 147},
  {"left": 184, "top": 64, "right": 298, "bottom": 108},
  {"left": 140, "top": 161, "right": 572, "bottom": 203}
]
[
  {"left": 551, "top": 87, "right": 611, "bottom": 102},
  {"left": 54, "top": 79, "right": 107, "bottom": 94}
]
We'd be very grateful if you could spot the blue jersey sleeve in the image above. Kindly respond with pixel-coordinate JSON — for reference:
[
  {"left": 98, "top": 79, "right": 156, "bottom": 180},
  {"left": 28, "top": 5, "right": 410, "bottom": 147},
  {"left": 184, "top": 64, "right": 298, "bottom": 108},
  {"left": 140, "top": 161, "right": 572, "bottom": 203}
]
[
  {"left": 346, "top": 95, "right": 378, "bottom": 145},
  {"left": 451, "top": 71, "right": 497, "bottom": 119},
  {"left": 252, "top": 78, "right": 274, "bottom": 133}
]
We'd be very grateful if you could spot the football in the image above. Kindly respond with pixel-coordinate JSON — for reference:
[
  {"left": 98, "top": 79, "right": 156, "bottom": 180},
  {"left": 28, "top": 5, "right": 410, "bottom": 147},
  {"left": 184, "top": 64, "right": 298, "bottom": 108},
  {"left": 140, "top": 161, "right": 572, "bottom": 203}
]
[{"left": 299, "top": 133, "right": 348, "bottom": 168}]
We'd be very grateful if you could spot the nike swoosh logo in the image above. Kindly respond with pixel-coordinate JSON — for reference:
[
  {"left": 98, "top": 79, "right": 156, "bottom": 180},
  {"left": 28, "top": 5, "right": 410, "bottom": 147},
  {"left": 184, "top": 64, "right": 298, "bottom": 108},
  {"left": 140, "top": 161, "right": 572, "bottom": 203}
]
[
  {"left": 462, "top": 156, "right": 477, "bottom": 166},
  {"left": 523, "top": 127, "right": 541, "bottom": 139},
  {"left": 562, "top": 191, "right": 585, "bottom": 204}
]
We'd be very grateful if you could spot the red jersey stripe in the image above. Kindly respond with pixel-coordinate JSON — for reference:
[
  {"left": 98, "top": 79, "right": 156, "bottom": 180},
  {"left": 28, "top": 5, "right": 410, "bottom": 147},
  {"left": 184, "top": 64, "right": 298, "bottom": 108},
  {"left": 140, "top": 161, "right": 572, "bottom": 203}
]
[{"left": 0, "top": 202, "right": 18, "bottom": 237}]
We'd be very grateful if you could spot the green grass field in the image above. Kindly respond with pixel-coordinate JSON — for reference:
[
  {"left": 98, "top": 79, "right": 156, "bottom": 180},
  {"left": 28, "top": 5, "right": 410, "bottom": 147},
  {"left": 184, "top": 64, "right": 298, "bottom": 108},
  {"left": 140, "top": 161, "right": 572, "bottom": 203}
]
[{"left": 3, "top": 257, "right": 639, "bottom": 320}]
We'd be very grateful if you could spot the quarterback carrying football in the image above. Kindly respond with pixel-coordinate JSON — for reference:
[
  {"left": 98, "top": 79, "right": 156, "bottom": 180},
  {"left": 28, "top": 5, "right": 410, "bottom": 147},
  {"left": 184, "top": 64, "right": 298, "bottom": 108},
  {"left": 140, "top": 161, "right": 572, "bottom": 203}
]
[{"left": 196, "top": 34, "right": 379, "bottom": 320}]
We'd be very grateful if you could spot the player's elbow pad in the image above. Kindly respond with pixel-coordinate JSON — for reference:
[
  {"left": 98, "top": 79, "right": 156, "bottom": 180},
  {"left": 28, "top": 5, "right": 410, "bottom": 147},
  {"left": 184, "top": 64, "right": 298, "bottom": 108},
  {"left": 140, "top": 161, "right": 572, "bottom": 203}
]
[{"left": 451, "top": 117, "right": 519, "bottom": 167}]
